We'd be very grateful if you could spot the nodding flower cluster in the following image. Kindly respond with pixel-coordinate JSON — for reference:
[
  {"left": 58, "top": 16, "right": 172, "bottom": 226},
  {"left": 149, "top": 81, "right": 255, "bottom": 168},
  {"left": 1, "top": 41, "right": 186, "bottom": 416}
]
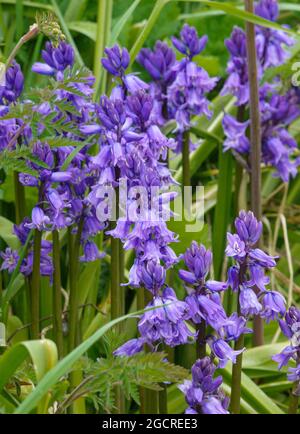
[
  {"left": 273, "top": 306, "right": 300, "bottom": 396},
  {"left": 222, "top": 0, "right": 300, "bottom": 182},
  {"left": 0, "top": 41, "right": 105, "bottom": 279},
  {"left": 0, "top": 14, "right": 293, "bottom": 415},
  {"left": 87, "top": 44, "right": 194, "bottom": 354},
  {"left": 179, "top": 357, "right": 229, "bottom": 414},
  {"left": 115, "top": 211, "right": 286, "bottom": 414},
  {"left": 177, "top": 210, "right": 286, "bottom": 414},
  {"left": 138, "top": 23, "right": 218, "bottom": 152}
]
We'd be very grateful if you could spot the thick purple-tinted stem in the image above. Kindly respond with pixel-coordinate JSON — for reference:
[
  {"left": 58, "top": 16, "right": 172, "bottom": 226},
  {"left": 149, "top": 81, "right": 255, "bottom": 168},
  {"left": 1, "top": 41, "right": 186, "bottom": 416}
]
[{"left": 245, "top": 0, "right": 264, "bottom": 347}]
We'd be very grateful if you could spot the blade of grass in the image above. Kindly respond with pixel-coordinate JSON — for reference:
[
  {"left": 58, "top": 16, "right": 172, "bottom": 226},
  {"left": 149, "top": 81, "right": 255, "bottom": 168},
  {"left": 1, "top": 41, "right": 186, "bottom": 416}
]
[
  {"left": 174, "top": 0, "right": 297, "bottom": 36},
  {"left": 15, "top": 306, "right": 163, "bottom": 414},
  {"left": 212, "top": 146, "right": 233, "bottom": 280},
  {"left": 15, "top": 0, "right": 24, "bottom": 41},
  {"left": 129, "top": 0, "right": 169, "bottom": 65},
  {"left": 110, "top": 0, "right": 141, "bottom": 45}
]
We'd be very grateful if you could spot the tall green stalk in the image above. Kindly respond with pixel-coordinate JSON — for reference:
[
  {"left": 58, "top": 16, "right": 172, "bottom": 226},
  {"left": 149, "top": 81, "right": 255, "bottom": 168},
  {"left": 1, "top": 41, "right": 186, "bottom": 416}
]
[
  {"left": 68, "top": 220, "right": 84, "bottom": 352},
  {"left": 30, "top": 229, "right": 42, "bottom": 339},
  {"left": 52, "top": 230, "right": 63, "bottom": 359},
  {"left": 68, "top": 219, "right": 85, "bottom": 414},
  {"left": 110, "top": 237, "right": 121, "bottom": 326},
  {"left": 230, "top": 330, "right": 244, "bottom": 414},
  {"left": 245, "top": 0, "right": 264, "bottom": 347},
  {"left": 145, "top": 290, "right": 159, "bottom": 414},
  {"left": 94, "top": 0, "right": 113, "bottom": 100},
  {"left": 182, "top": 130, "right": 190, "bottom": 194},
  {"left": 111, "top": 234, "right": 125, "bottom": 413},
  {"left": 288, "top": 384, "right": 299, "bottom": 414}
]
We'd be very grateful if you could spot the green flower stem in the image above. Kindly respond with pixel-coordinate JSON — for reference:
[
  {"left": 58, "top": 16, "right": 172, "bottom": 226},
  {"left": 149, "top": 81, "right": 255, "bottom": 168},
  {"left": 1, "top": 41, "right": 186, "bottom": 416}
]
[
  {"left": 52, "top": 230, "right": 63, "bottom": 359},
  {"left": 94, "top": 0, "right": 113, "bottom": 100},
  {"left": 111, "top": 235, "right": 125, "bottom": 414},
  {"left": 110, "top": 175, "right": 125, "bottom": 413},
  {"left": 245, "top": 0, "right": 264, "bottom": 347},
  {"left": 137, "top": 287, "right": 146, "bottom": 413},
  {"left": 30, "top": 229, "right": 42, "bottom": 339},
  {"left": 68, "top": 219, "right": 85, "bottom": 414},
  {"left": 68, "top": 219, "right": 84, "bottom": 352},
  {"left": 159, "top": 384, "right": 168, "bottom": 414},
  {"left": 81, "top": 232, "right": 103, "bottom": 333},
  {"left": 143, "top": 289, "right": 159, "bottom": 414},
  {"left": 288, "top": 385, "right": 299, "bottom": 414},
  {"left": 110, "top": 236, "right": 121, "bottom": 325},
  {"left": 159, "top": 343, "right": 169, "bottom": 414},
  {"left": 230, "top": 332, "right": 245, "bottom": 414},
  {"left": 182, "top": 130, "right": 190, "bottom": 194}
]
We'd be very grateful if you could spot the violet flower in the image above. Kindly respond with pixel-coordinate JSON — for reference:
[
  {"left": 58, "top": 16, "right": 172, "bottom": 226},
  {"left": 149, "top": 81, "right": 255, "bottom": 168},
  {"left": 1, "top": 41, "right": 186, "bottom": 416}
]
[
  {"left": 273, "top": 306, "right": 300, "bottom": 395},
  {"left": 179, "top": 357, "right": 229, "bottom": 414},
  {"left": 222, "top": 0, "right": 299, "bottom": 181},
  {"left": 226, "top": 210, "right": 282, "bottom": 321},
  {"left": 0, "top": 61, "right": 24, "bottom": 103}
]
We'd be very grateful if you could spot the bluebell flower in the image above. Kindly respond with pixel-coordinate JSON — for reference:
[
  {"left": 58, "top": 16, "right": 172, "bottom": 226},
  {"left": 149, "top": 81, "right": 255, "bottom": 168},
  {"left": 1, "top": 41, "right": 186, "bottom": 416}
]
[
  {"left": 239, "top": 286, "right": 262, "bottom": 316},
  {"left": 101, "top": 45, "right": 130, "bottom": 77},
  {"left": 208, "top": 337, "right": 245, "bottom": 369},
  {"left": 171, "top": 24, "right": 208, "bottom": 59},
  {"left": 261, "top": 290, "right": 286, "bottom": 323},
  {"left": 113, "top": 338, "right": 147, "bottom": 357},
  {"left": 179, "top": 357, "right": 229, "bottom": 414},
  {"left": 0, "top": 61, "right": 24, "bottom": 103},
  {"left": 0, "top": 248, "right": 19, "bottom": 273}
]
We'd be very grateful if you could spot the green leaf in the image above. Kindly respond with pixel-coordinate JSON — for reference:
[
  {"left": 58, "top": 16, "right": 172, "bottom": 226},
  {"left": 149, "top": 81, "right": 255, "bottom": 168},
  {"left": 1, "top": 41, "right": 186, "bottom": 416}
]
[
  {"left": 168, "top": 220, "right": 209, "bottom": 255},
  {"left": 0, "top": 392, "right": 17, "bottom": 414},
  {"left": 175, "top": 0, "right": 297, "bottom": 36},
  {"left": 212, "top": 147, "right": 233, "bottom": 279},
  {"left": 110, "top": 0, "right": 141, "bottom": 45},
  {"left": 243, "top": 343, "right": 289, "bottom": 375},
  {"left": 129, "top": 0, "right": 169, "bottom": 65},
  {"left": 0, "top": 339, "right": 57, "bottom": 391},
  {"left": 15, "top": 306, "right": 163, "bottom": 414},
  {"left": 67, "top": 21, "right": 97, "bottom": 41},
  {"left": 221, "top": 362, "right": 285, "bottom": 414},
  {"left": 64, "top": 0, "right": 89, "bottom": 22},
  {"left": 78, "top": 259, "right": 102, "bottom": 308},
  {"left": 0, "top": 217, "right": 20, "bottom": 250},
  {"left": 60, "top": 142, "right": 89, "bottom": 171}
]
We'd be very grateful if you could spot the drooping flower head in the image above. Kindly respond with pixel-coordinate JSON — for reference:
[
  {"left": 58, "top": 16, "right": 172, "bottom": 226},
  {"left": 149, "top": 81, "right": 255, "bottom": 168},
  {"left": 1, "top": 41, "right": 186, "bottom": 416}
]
[{"left": 179, "top": 357, "right": 229, "bottom": 414}]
